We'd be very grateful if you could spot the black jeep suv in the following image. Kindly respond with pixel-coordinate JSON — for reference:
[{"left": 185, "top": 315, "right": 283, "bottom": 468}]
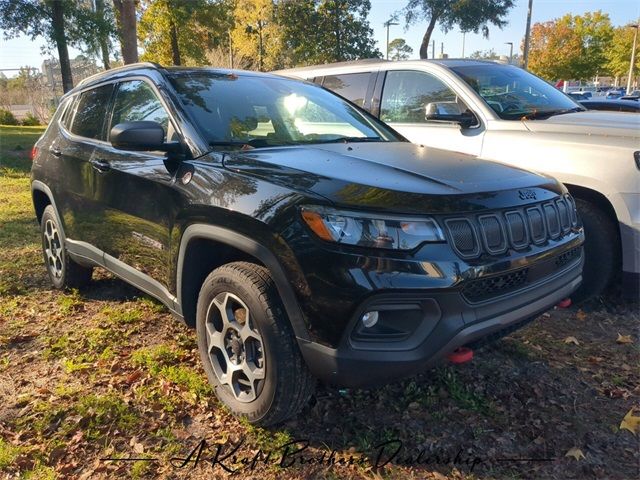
[{"left": 31, "top": 63, "right": 584, "bottom": 425}]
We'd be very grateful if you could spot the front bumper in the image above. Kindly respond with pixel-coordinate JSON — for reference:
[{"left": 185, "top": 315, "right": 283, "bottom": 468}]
[{"left": 298, "top": 252, "right": 583, "bottom": 388}]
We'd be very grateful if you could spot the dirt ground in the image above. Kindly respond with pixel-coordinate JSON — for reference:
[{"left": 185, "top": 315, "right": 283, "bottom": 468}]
[{"left": 1, "top": 126, "right": 638, "bottom": 479}]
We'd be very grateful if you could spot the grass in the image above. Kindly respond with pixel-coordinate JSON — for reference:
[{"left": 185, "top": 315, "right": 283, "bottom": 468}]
[
  {"left": 0, "top": 438, "right": 23, "bottom": 469},
  {"left": 132, "top": 344, "right": 212, "bottom": 400},
  {"left": 437, "top": 367, "right": 494, "bottom": 415},
  {"left": 0, "top": 125, "right": 45, "bottom": 296}
]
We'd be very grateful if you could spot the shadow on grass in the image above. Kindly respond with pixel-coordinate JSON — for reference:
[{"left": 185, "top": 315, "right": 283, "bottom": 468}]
[{"left": 0, "top": 151, "right": 32, "bottom": 174}]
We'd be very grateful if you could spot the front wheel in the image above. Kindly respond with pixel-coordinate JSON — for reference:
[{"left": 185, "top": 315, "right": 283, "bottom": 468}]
[
  {"left": 196, "top": 262, "right": 315, "bottom": 426},
  {"left": 572, "top": 198, "right": 620, "bottom": 302}
]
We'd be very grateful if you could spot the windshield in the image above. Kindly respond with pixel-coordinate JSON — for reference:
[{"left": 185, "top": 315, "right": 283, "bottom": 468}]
[
  {"left": 168, "top": 72, "right": 399, "bottom": 150},
  {"left": 450, "top": 64, "right": 584, "bottom": 120}
]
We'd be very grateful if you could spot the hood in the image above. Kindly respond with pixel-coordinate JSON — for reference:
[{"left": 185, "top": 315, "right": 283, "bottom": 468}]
[
  {"left": 222, "top": 142, "right": 562, "bottom": 214},
  {"left": 523, "top": 110, "right": 640, "bottom": 138}
]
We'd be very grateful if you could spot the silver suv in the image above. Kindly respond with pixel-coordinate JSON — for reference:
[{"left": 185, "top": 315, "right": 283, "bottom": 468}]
[{"left": 277, "top": 59, "right": 640, "bottom": 300}]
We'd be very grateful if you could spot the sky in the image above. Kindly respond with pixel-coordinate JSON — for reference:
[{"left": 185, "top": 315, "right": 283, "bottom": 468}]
[{"left": 1, "top": 0, "right": 639, "bottom": 77}]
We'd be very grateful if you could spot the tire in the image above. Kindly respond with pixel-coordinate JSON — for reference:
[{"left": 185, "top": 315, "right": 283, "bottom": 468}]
[
  {"left": 573, "top": 198, "right": 620, "bottom": 302},
  {"left": 196, "top": 261, "right": 315, "bottom": 426},
  {"left": 40, "top": 205, "right": 93, "bottom": 290}
]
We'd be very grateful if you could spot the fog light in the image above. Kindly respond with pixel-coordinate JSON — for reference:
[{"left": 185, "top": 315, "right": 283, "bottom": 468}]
[{"left": 361, "top": 311, "right": 379, "bottom": 328}]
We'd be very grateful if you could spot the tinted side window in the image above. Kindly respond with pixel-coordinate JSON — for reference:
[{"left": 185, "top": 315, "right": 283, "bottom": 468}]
[
  {"left": 380, "top": 71, "right": 460, "bottom": 123},
  {"left": 60, "top": 97, "right": 76, "bottom": 129},
  {"left": 70, "top": 84, "right": 114, "bottom": 140},
  {"left": 322, "top": 73, "right": 372, "bottom": 108},
  {"left": 110, "top": 80, "right": 169, "bottom": 139}
]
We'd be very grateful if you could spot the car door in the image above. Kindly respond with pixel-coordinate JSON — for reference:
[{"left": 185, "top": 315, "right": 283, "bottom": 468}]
[
  {"left": 378, "top": 70, "right": 485, "bottom": 156},
  {"left": 54, "top": 83, "right": 115, "bottom": 250},
  {"left": 91, "top": 78, "right": 183, "bottom": 302}
]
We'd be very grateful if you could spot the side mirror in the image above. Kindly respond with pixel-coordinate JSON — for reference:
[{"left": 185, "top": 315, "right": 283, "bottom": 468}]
[
  {"left": 110, "top": 121, "right": 166, "bottom": 151},
  {"left": 425, "top": 103, "right": 477, "bottom": 129}
]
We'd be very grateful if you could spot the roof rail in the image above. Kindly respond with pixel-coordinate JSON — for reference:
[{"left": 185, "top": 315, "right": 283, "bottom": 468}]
[{"left": 76, "top": 62, "right": 164, "bottom": 88}]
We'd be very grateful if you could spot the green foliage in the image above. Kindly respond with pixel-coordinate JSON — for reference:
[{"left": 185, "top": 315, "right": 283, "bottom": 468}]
[
  {"left": 0, "top": 0, "right": 117, "bottom": 89},
  {"left": 403, "top": 0, "right": 515, "bottom": 58},
  {"left": 0, "top": 438, "right": 23, "bottom": 469},
  {"left": 607, "top": 26, "right": 640, "bottom": 78},
  {"left": 388, "top": 38, "right": 413, "bottom": 60},
  {"left": 138, "top": 0, "right": 231, "bottom": 66},
  {"left": 529, "top": 11, "right": 614, "bottom": 81},
  {"left": 0, "top": 109, "right": 19, "bottom": 126},
  {"left": 469, "top": 48, "right": 499, "bottom": 60},
  {"left": 278, "top": 0, "right": 381, "bottom": 67},
  {"left": 21, "top": 112, "right": 41, "bottom": 126}
]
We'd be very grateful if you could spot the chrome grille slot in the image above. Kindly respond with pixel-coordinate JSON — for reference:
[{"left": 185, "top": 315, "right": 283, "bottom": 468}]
[
  {"left": 504, "top": 211, "right": 529, "bottom": 249},
  {"left": 543, "top": 203, "right": 561, "bottom": 239},
  {"left": 444, "top": 218, "right": 480, "bottom": 258},
  {"left": 527, "top": 206, "right": 547, "bottom": 244},
  {"left": 556, "top": 198, "right": 571, "bottom": 233},
  {"left": 478, "top": 214, "right": 507, "bottom": 254}
]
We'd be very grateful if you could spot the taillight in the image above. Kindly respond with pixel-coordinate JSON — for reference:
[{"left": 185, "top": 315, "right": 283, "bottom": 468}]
[{"left": 31, "top": 146, "right": 38, "bottom": 160}]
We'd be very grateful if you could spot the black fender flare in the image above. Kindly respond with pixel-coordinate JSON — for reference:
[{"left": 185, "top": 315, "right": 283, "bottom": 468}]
[
  {"left": 31, "top": 180, "right": 66, "bottom": 241},
  {"left": 176, "top": 224, "right": 311, "bottom": 342}
]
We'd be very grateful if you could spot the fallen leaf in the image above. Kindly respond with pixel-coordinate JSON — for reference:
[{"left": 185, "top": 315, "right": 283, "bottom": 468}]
[
  {"left": 564, "top": 336, "right": 580, "bottom": 345},
  {"left": 133, "top": 442, "right": 144, "bottom": 454},
  {"left": 565, "top": 447, "right": 586, "bottom": 460},
  {"left": 620, "top": 409, "right": 640, "bottom": 435},
  {"left": 575, "top": 309, "right": 587, "bottom": 321},
  {"left": 616, "top": 333, "right": 633, "bottom": 345},
  {"left": 126, "top": 370, "right": 143, "bottom": 384},
  {"left": 70, "top": 430, "right": 83, "bottom": 444}
]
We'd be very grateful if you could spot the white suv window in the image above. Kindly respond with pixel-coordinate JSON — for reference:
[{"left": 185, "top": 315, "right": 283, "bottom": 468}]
[{"left": 381, "top": 70, "right": 464, "bottom": 124}]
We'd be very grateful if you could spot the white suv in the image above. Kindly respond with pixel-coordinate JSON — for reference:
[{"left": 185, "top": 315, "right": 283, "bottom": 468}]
[{"left": 277, "top": 59, "right": 640, "bottom": 300}]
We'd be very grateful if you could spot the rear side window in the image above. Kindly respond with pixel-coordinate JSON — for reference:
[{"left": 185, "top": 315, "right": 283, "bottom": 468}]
[
  {"left": 70, "top": 84, "right": 114, "bottom": 140},
  {"left": 59, "top": 97, "right": 76, "bottom": 129},
  {"left": 322, "top": 72, "right": 372, "bottom": 108},
  {"left": 110, "top": 80, "right": 170, "bottom": 140}
]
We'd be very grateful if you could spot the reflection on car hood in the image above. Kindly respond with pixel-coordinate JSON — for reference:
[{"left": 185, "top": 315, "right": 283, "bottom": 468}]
[
  {"left": 522, "top": 110, "right": 640, "bottom": 138},
  {"left": 222, "top": 142, "right": 562, "bottom": 213}
]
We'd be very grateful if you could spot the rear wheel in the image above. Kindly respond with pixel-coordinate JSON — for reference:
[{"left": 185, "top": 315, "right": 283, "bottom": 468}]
[
  {"left": 40, "top": 205, "right": 93, "bottom": 289},
  {"left": 572, "top": 198, "right": 620, "bottom": 302},
  {"left": 196, "top": 262, "right": 315, "bottom": 426}
]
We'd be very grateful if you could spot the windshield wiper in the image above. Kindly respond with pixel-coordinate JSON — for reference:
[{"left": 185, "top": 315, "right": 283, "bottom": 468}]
[
  {"left": 521, "top": 107, "right": 583, "bottom": 120},
  {"left": 312, "top": 136, "right": 383, "bottom": 144}
]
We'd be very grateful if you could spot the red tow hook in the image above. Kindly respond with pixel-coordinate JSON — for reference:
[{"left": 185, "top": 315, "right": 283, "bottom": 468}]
[
  {"left": 556, "top": 298, "right": 572, "bottom": 308},
  {"left": 447, "top": 347, "right": 474, "bottom": 364}
]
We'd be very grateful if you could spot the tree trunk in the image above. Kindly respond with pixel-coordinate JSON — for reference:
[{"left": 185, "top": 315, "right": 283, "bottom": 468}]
[
  {"left": 170, "top": 19, "right": 181, "bottom": 66},
  {"left": 95, "top": 0, "right": 110, "bottom": 69},
  {"left": 419, "top": 14, "right": 439, "bottom": 59},
  {"left": 114, "top": 0, "right": 138, "bottom": 64},
  {"left": 48, "top": 0, "right": 73, "bottom": 92}
]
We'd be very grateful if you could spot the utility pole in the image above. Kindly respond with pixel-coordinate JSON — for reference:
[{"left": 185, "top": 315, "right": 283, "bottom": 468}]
[
  {"left": 627, "top": 22, "right": 639, "bottom": 93},
  {"left": 523, "top": 0, "right": 533, "bottom": 69},
  {"left": 505, "top": 42, "right": 514, "bottom": 64},
  {"left": 431, "top": 40, "right": 435, "bottom": 59},
  {"left": 384, "top": 19, "right": 399, "bottom": 60},
  {"left": 461, "top": 32, "right": 466, "bottom": 58},
  {"left": 440, "top": 42, "right": 444, "bottom": 58}
]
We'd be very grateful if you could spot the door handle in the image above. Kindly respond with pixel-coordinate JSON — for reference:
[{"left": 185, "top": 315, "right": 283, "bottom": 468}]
[
  {"left": 90, "top": 159, "right": 111, "bottom": 173},
  {"left": 49, "top": 147, "right": 62, "bottom": 157}
]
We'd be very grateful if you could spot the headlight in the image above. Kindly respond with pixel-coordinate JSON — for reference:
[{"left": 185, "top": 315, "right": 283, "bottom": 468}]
[{"left": 300, "top": 206, "right": 444, "bottom": 250}]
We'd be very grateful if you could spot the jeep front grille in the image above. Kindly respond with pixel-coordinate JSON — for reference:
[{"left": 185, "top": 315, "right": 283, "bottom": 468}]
[{"left": 443, "top": 194, "right": 578, "bottom": 260}]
